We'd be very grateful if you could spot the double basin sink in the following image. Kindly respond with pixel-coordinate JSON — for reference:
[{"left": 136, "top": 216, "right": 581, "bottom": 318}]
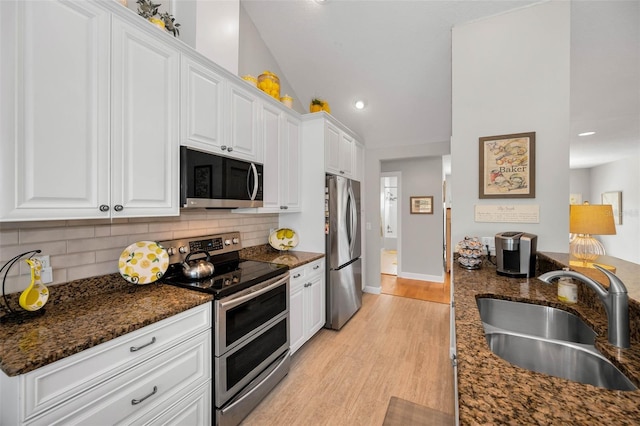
[{"left": 477, "top": 298, "right": 636, "bottom": 391}]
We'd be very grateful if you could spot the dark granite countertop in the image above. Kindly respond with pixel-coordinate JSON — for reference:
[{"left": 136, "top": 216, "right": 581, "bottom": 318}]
[
  {"left": 455, "top": 252, "right": 640, "bottom": 424},
  {"left": 240, "top": 245, "right": 324, "bottom": 269},
  {"left": 0, "top": 274, "right": 212, "bottom": 377}
]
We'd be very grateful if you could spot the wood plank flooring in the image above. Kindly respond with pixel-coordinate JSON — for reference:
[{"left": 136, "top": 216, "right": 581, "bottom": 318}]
[
  {"left": 241, "top": 292, "right": 454, "bottom": 425},
  {"left": 381, "top": 273, "right": 451, "bottom": 305}
]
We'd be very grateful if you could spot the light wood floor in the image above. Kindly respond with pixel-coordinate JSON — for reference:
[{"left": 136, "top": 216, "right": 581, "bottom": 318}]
[
  {"left": 242, "top": 292, "right": 454, "bottom": 425},
  {"left": 381, "top": 273, "right": 451, "bottom": 305}
]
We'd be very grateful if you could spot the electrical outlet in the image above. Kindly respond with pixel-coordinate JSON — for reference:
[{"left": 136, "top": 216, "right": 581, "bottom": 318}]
[
  {"left": 40, "top": 267, "right": 53, "bottom": 284},
  {"left": 481, "top": 237, "right": 495, "bottom": 255},
  {"left": 33, "top": 255, "right": 53, "bottom": 283},
  {"left": 34, "top": 255, "right": 50, "bottom": 268}
]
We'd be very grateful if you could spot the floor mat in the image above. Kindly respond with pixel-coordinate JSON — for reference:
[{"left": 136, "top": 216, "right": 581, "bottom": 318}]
[{"left": 383, "top": 396, "right": 453, "bottom": 426}]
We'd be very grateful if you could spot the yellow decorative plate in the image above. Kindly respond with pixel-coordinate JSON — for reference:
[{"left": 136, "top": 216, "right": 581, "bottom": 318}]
[
  {"left": 118, "top": 241, "right": 169, "bottom": 284},
  {"left": 269, "top": 228, "right": 299, "bottom": 251}
]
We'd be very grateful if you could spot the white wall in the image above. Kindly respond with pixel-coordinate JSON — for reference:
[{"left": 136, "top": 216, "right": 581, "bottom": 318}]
[
  {"left": 382, "top": 157, "right": 444, "bottom": 282},
  {"left": 588, "top": 155, "right": 640, "bottom": 263},
  {"left": 569, "top": 168, "right": 590, "bottom": 204},
  {"left": 451, "top": 1, "right": 571, "bottom": 254}
]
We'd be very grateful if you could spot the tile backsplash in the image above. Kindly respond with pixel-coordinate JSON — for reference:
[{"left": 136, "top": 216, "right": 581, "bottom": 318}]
[{"left": 0, "top": 210, "right": 278, "bottom": 294}]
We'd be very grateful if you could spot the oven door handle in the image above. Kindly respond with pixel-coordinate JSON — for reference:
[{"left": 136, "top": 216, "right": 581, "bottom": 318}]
[{"left": 219, "top": 273, "right": 289, "bottom": 310}]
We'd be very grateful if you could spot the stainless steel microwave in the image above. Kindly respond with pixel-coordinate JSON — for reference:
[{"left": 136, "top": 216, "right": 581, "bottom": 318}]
[{"left": 180, "top": 147, "right": 263, "bottom": 209}]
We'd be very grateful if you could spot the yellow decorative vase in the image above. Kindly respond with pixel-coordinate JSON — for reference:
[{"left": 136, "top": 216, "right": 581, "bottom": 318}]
[{"left": 149, "top": 17, "right": 165, "bottom": 30}]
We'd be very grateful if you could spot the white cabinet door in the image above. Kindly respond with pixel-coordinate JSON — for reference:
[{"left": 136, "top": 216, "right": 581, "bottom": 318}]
[
  {"left": 306, "top": 268, "right": 326, "bottom": 337},
  {"left": 111, "top": 16, "right": 180, "bottom": 218},
  {"left": 324, "top": 122, "right": 341, "bottom": 176},
  {"left": 0, "top": 0, "right": 110, "bottom": 221},
  {"left": 181, "top": 55, "right": 225, "bottom": 153},
  {"left": 289, "top": 280, "right": 306, "bottom": 354},
  {"left": 280, "top": 115, "right": 302, "bottom": 211},
  {"left": 259, "top": 103, "right": 282, "bottom": 211},
  {"left": 339, "top": 132, "right": 354, "bottom": 177},
  {"left": 226, "top": 82, "right": 261, "bottom": 163}
]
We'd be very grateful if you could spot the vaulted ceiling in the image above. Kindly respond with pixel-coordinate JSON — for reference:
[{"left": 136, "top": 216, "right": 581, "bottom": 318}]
[{"left": 242, "top": 0, "right": 639, "bottom": 169}]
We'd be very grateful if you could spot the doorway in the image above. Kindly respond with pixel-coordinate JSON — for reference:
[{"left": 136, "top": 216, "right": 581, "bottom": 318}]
[{"left": 380, "top": 173, "right": 400, "bottom": 276}]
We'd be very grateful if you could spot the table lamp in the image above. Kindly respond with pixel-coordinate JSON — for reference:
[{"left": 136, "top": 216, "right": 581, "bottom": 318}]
[{"left": 569, "top": 202, "right": 616, "bottom": 269}]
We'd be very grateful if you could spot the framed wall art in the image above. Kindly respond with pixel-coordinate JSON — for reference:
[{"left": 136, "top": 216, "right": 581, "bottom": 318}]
[
  {"left": 479, "top": 132, "right": 535, "bottom": 199},
  {"left": 410, "top": 196, "right": 433, "bottom": 214},
  {"left": 601, "top": 191, "right": 622, "bottom": 225}
]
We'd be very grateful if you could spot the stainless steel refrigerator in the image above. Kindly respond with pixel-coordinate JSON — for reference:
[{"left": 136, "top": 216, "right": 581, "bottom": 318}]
[{"left": 325, "top": 175, "right": 362, "bottom": 330}]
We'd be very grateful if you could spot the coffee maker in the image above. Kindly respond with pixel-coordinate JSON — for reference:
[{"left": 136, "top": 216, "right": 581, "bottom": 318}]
[{"left": 495, "top": 232, "right": 537, "bottom": 277}]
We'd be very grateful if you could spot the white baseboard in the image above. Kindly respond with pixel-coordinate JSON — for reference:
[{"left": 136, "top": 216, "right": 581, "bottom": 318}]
[
  {"left": 398, "top": 272, "right": 444, "bottom": 283},
  {"left": 363, "top": 285, "right": 381, "bottom": 294}
]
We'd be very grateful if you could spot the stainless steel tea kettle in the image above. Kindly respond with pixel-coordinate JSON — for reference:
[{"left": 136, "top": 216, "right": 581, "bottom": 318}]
[{"left": 182, "top": 250, "right": 215, "bottom": 279}]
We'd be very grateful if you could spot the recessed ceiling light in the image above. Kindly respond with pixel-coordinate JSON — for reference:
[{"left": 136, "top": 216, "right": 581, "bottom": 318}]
[
  {"left": 578, "top": 131, "right": 596, "bottom": 136},
  {"left": 354, "top": 100, "right": 366, "bottom": 110}
]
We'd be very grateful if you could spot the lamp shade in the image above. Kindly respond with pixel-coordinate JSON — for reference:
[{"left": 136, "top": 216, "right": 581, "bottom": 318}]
[{"left": 569, "top": 204, "right": 616, "bottom": 235}]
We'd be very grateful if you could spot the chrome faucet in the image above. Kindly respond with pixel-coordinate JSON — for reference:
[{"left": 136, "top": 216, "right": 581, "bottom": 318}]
[{"left": 538, "top": 265, "right": 630, "bottom": 348}]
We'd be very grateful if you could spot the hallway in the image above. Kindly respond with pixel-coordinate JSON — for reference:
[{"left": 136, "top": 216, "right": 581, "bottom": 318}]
[{"left": 380, "top": 273, "right": 450, "bottom": 305}]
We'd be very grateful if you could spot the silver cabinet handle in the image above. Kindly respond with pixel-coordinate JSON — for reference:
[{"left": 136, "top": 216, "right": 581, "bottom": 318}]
[
  {"left": 313, "top": 265, "right": 320, "bottom": 270},
  {"left": 227, "top": 147, "right": 233, "bottom": 152},
  {"left": 99, "top": 205, "right": 109, "bottom": 212},
  {"left": 130, "top": 336, "right": 156, "bottom": 352},
  {"left": 114, "top": 204, "right": 124, "bottom": 212},
  {"left": 221, "top": 145, "right": 227, "bottom": 151},
  {"left": 293, "top": 273, "right": 301, "bottom": 278},
  {"left": 131, "top": 386, "right": 157, "bottom": 405}
]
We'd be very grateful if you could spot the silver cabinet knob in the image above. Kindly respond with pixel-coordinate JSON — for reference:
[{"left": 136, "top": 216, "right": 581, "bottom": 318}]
[
  {"left": 99, "top": 205, "right": 110, "bottom": 212},
  {"left": 227, "top": 147, "right": 233, "bottom": 152},
  {"left": 114, "top": 204, "right": 124, "bottom": 212},
  {"left": 221, "top": 145, "right": 227, "bottom": 151}
]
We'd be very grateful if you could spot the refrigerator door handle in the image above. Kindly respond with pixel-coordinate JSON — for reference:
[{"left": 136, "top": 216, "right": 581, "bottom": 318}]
[{"left": 347, "top": 184, "right": 357, "bottom": 255}]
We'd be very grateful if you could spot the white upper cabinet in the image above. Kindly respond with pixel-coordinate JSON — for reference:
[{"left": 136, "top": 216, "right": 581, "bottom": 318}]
[
  {"left": 235, "top": 103, "right": 301, "bottom": 214},
  {"left": 180, "top": 55, "right": 225, "bottom": 154},
  {"left": 0, "top": 0, "right": 111, "bottom": 221},
  {"left": 225, "top": 81, "right": 262, "bottom": 163},
  {"left": 111, "top": 16, "right": 180, "bottom": 218},
  {"left": 324, "top": 119, "right": 358, "bottom": 180},
  {"left": 280, "top": 114, "right": 302, "bottom": 211},
  {"left": 324, "top": 122, "right": 341, "bottom": 176},
  {"left": 0, "top": 1, "right": 179, "bottom": 221}
]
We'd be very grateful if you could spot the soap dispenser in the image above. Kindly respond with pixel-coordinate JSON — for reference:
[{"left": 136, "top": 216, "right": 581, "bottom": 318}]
[{"left": 557, "top": 267, "right": 578, "bottom": 304}]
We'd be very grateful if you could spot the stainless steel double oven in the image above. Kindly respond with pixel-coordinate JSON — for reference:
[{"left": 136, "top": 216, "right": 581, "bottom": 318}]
[{"left": 159, "top": 232, "right": 290, "bottom": 426}]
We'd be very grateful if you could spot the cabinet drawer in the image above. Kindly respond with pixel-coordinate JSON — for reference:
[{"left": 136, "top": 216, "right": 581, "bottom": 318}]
[
  {"left": 289, "top": 266, "right": 307, "bottom": 291},
  {"left": 306, "top": 259, "right": 324, "bottom": 278},
  {"left": 28, "top": 331, "right": 211, "bottom": 426},
  {"left": 22, "top": 303, "right": 211, "bottom": 421},
  {"left": 140, "top": 382, "right": 211, "bottom": 426},
  {"left": 290, "top": 259, "right": 324, "bottom": 292}
]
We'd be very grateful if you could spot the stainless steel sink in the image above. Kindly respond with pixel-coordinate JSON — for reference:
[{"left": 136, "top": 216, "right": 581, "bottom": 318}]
[
  {"left": 485, "top": 332, "right": 636, "bottom": 391},
  {"left": 477, "top": 298, "right": 636, "bottom": 391},
  {"left": 477, "top": 298, "right": 597, "bottom": 344}
]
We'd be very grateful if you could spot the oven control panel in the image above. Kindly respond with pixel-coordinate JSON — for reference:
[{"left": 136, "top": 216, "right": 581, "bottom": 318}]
[{"left": 159, "top": 231, "right": 242, "bottom": 264}]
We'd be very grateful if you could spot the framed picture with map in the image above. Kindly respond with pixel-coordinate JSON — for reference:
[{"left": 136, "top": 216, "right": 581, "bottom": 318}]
[{"left": 479, "top": 132, "right": 535, "bottom": 199}]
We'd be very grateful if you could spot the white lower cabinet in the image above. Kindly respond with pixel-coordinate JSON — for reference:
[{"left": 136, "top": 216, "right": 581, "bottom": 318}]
[
  {"left": 289, "top": 259, "right": 326, "bottom": 354},
  {"left": 0, "top": 303, "right": 212, "bottom": 426}
]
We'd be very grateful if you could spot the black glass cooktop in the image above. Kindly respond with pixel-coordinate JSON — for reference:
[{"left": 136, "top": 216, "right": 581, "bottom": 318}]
[{"left": 161, "top": 257, "right": 288, "bottom": 299}]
